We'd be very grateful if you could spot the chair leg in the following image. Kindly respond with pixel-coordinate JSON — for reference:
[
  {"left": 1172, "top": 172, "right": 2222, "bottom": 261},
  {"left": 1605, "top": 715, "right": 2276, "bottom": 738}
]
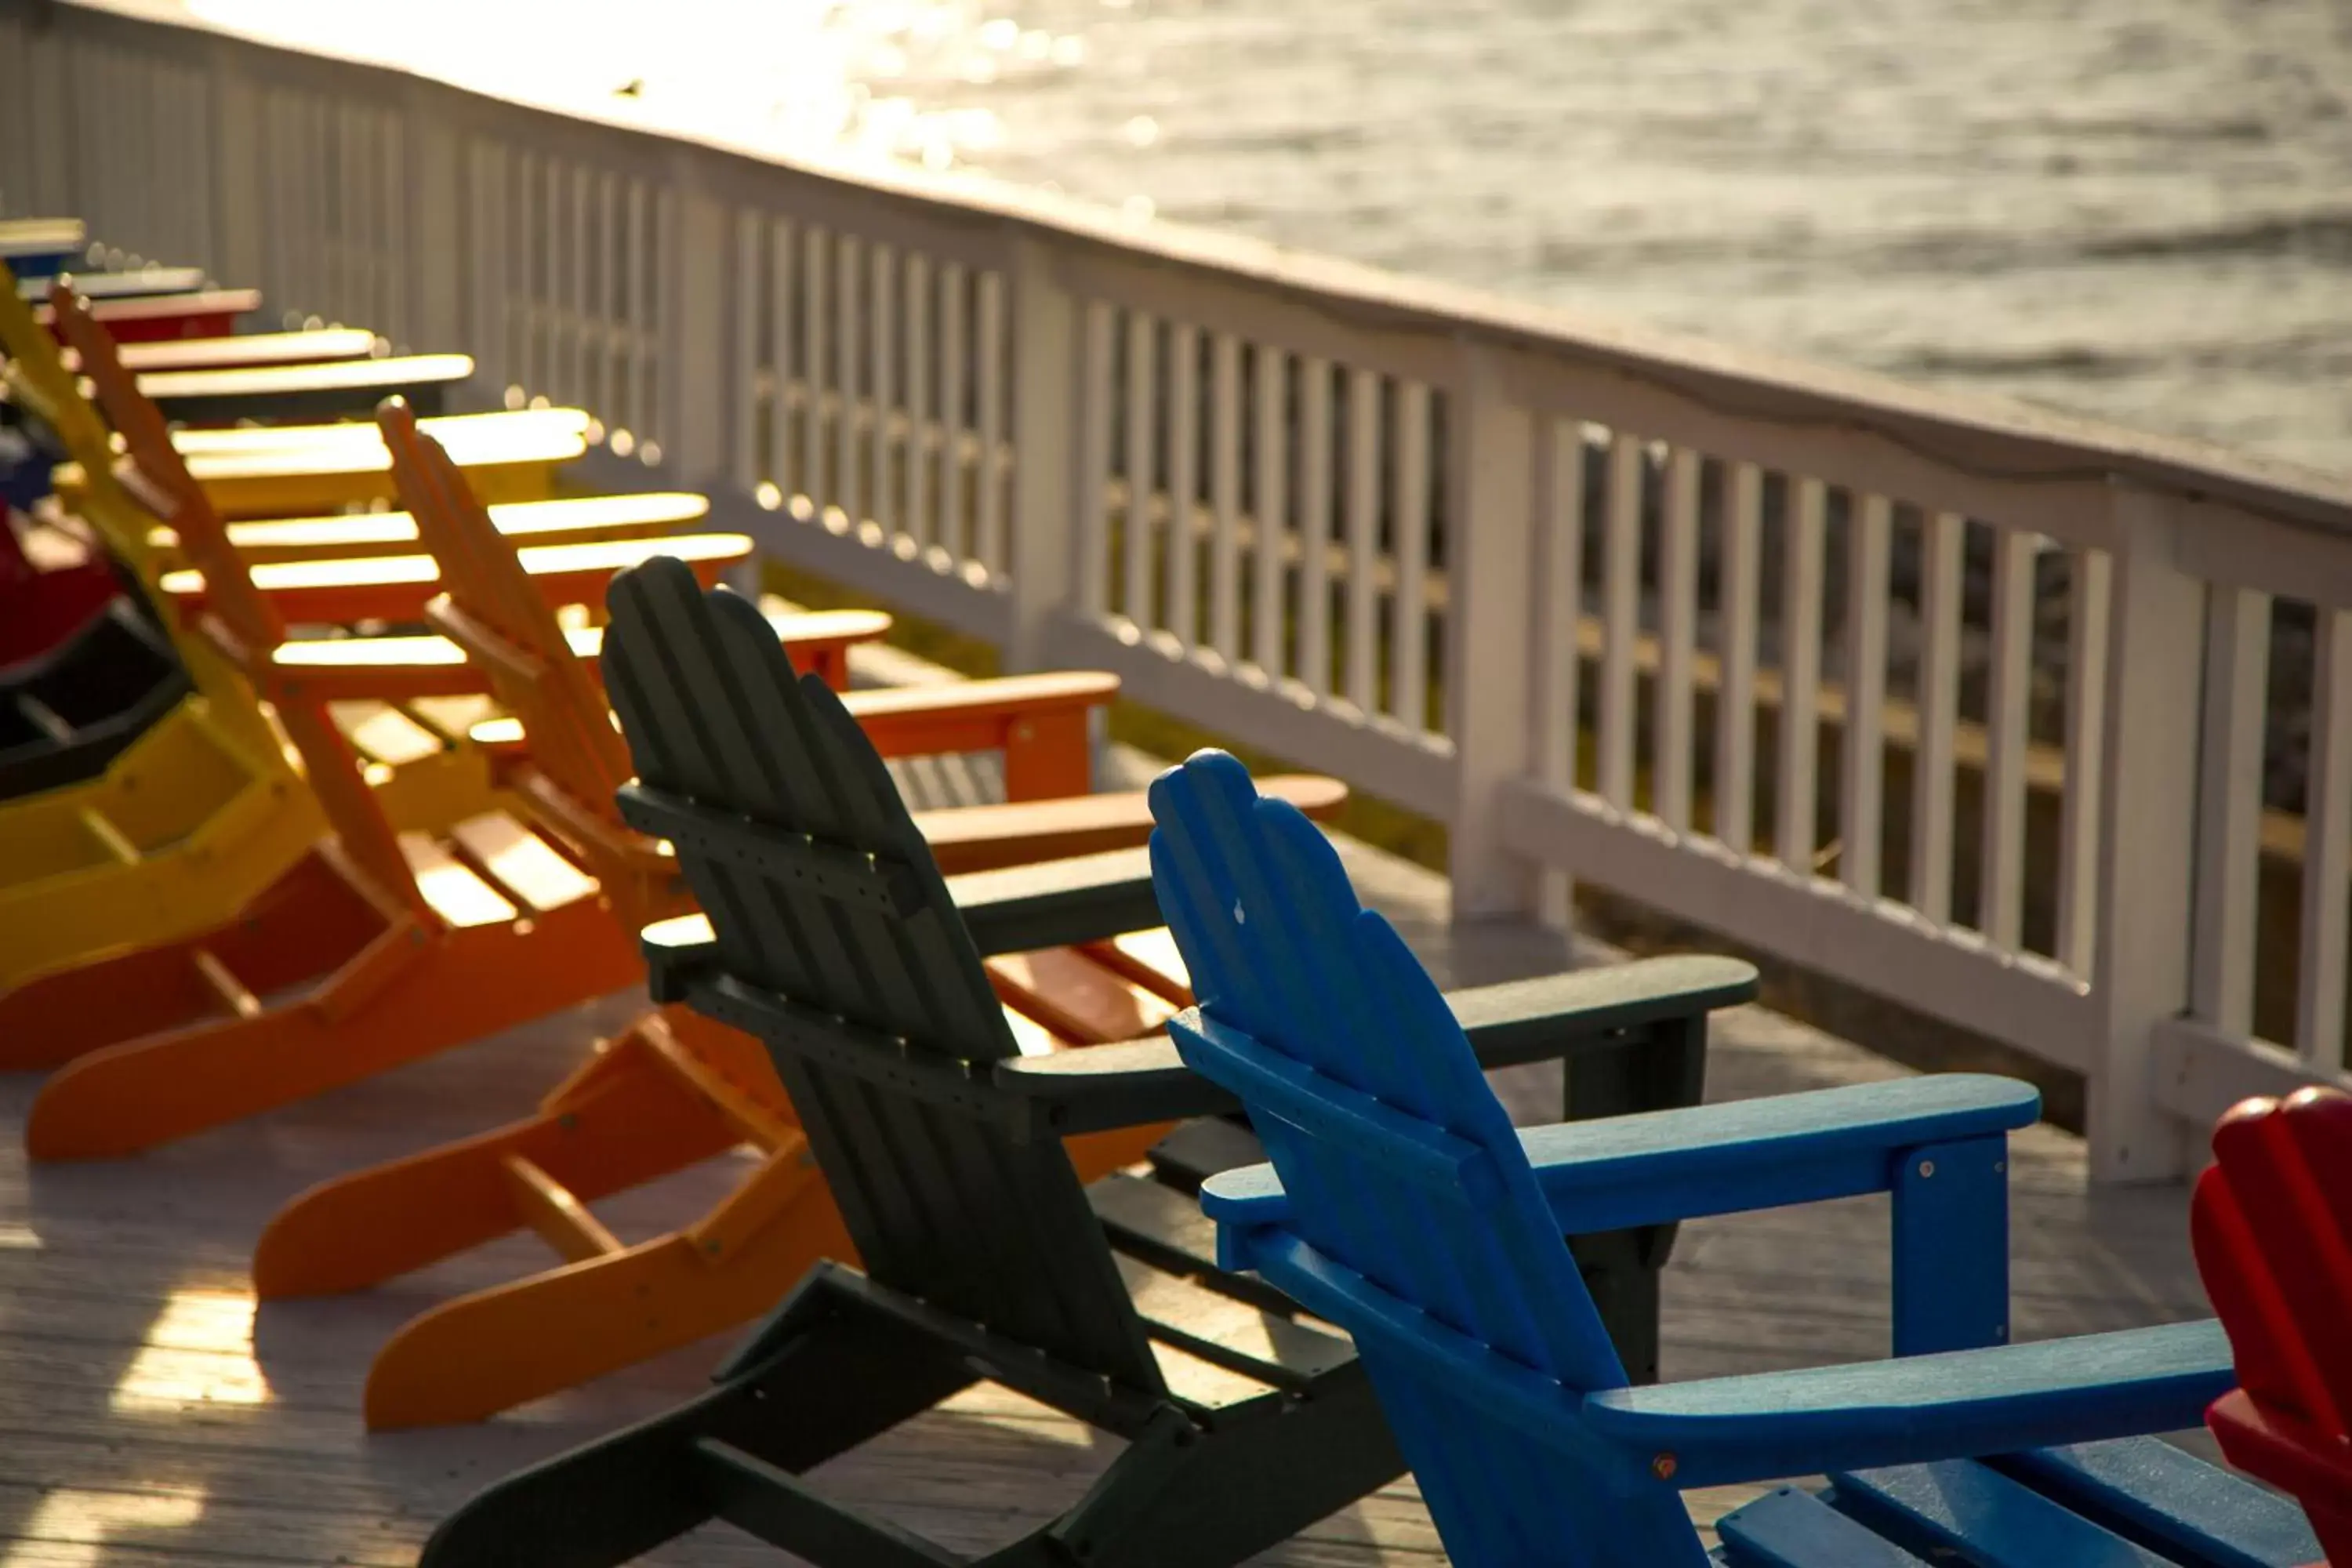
[
  {"left": 252, "top": 1022, "right": 740, "bottom": 1298},
  {"left": 419, "top": 1268, "right": 978, "bottom": 1568},
  {"left": 363, "top": 1165, "right": 850, "bottom": 1429},
  {"left": 25, "top": 900, "right": 641, "bottom": 1160},
  {"left": 993, "top": 1363, "right": 1405, "bottom": 1568},
  {"left": 0, "top": 849, "right": 381, "bottom": 1071}
]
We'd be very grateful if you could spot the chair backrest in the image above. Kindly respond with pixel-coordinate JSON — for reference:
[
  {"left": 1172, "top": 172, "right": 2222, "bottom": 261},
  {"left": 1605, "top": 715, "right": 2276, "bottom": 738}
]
[
  {"left": 600, "top": 556, "right": 1163, "bottom": 1390},
  {"left": 0, "top": 261, "right": 164, "bottom": 578},
  {"left": 1148, "top": 750, "right": 1697, "bottom": 1566},
  {"left": 2192, "top": 1088, "right": 2352, "bottom": 1483},
  {"left": 51, "top": 284, "right": 430, "bottom": 918},
  {"left": 0, "top": 260, "right": 113, "bottom": 474},
  {"left": 375, "top": 401, "right": 668, "bottom": 922},
  {"left": 47, "top": 281, "right": 286, "bottom": 655}
]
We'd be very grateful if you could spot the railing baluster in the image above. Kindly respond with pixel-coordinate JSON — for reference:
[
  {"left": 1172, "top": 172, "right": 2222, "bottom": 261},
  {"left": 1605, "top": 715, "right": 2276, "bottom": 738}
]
[
  {"left": 768, "top": 216, "right": 796, "bottom": 500},
  {"left": 1251, "top": 344, "right": 1288, "bottom": 679},
  {"left": 902, "top": 252, "right": 929, "bottom": 546},
  {"left": 1981, "top": 526, "right": 2037, "bottom": 947},
  {"left": 1343, "top": 368, "right": 1380, "bottom": 713},
  {"left": 2056, "top": 548, "right": 2112, "bottom": 975},
  {"left": 2191, "top": 586, "right": 2271, "bottom": 1036},
  {"left": 870, "top": 244, "right": 897, "bottom": 539},
  {"left": 937, "top": 263, "right": 965, "bottom": 557},
  {"left": 597, "top": 172, "right": 621, "bottom": 417},
  {"left": 1656, "top": 448, "right": 1700, "bottom": 832},
  {"left": 648, "top": 182, "right": 677, "bottom": 458},
  {"left": 835, "top": 235, "right": 862, "bottom": 528},
  {"left": 1165, "top": 324, "right": 1201, "bottom": 647},
  {"left": 1534, "top": 419, "right": 1587, "bottom": 824},
  {"left": 1298, "top": 359, "right": 1334, "bottom": 699},
  {"left": 336, "top": 103, "right": 360, "bottom": 322},
  {"left": 1208, "top": 333, "right": 1243, "bottom": 661},
  {"left": 1715, "top": 461, "right": 1762, "bottom": 853},
  {"left": 1911, "top": 510, "right": 1965, "bottom": 920},
  {"left": 629, "top": 179, "right": 655, "bottom": 445},
  {"left": 2299, "top": 607, "right": 2352, "bottom": 1069},
  {"left": 1841, "top": 492, "right": 1892, "bottom": 897},
  {"left": 569, "top": 161, "right": 591, "bottom": 405},
  {"left": 975, "top": 269, "right": 1007, "bottom": 575},
  {"left": 1121, "top": 312, "right": 1156, "bottom": 628},
  {"left": 518, "top": 149, "right": 543, "bottom": 391},
  {"left": 1076, "top": 301, "right": 1115, "bottom": 621},
  {"left": 472, "top": 144, "right": 507, "bottom": 397},
  {"left": 730, "top": 209, "right": 760, "bottom": 495},
  {"left": 800, "top": 228, "right": 830, "bottom": 511},
  {"left": 1392, "top": 382, "right": 1432, "bottom": 733},
  {"left": 1599, "top": 432, "right": 1642, "bottom": 811},
  {"left": 1777, "top": 477, "right": 1827, "bottom": 872}
]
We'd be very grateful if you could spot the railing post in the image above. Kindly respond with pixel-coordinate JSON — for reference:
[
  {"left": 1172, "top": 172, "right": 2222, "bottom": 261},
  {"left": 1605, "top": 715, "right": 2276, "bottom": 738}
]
[
  {"left": 405, "top": 83, "right": 464, "bottom": 356},
  {"left": 1002, "top": 234, "right": 1081, "bottom": 676},
  {"left": 1446, "top": 343, "right": 1541, "bottom": 923},
  {"left": 206, "top": 51, "right": 263, "bottom": 300},
  {"left": 664, "top": 160, "right": 729, "bottom": 491},
  {"left": 2087, "top": 481, "right": 2205, "bottom": 1181}
]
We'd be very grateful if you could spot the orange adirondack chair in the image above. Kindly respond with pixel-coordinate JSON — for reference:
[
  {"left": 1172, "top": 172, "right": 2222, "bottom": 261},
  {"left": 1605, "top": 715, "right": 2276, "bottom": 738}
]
[
  {"left": 2192, "top": 1085, "right": 2352, "bottom": 1563},
  {"left": 251, "top": 405, "right": 1348, "bottom": 1429}
]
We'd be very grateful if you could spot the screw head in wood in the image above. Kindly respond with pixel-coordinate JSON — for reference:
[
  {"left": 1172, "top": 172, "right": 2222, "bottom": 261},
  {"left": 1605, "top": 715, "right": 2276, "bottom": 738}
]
[
  {"left": 1918, "top": 1159, "right": 1936, "bottom": 1178},
  {"left": 1652, "top": 1453, "right": 1677, "bottom": 1480}
]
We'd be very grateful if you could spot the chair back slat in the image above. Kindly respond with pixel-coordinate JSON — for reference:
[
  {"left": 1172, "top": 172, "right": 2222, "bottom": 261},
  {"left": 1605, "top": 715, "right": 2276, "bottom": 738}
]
[
  {"left": 2190, "top": 1087, "right": 2352, "bottom": 1562},
  {"left": 49, "top": 281, "right": 285, "bottom": 654},
  {"left": 601, "top": 557, "right": 1163, "bottom": 1388},
  {"left": 1149, "top": 750, "right": 1697, "bottom": 1566},
  {"left": 2195, "top": 1088, "right": 2352, "bottom": 1442}
]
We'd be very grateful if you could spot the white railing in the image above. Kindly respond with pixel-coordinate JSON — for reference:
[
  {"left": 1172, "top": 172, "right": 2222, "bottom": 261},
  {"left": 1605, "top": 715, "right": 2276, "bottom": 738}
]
[{"left": 7, "top": 0, "right": 2350, "bottom": 1181}]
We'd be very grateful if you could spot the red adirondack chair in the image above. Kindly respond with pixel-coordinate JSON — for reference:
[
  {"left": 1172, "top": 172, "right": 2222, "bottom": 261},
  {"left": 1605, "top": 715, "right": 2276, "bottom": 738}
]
[{"left": 2192, "top": 1084, "right": 2352, "bottom": 1565}]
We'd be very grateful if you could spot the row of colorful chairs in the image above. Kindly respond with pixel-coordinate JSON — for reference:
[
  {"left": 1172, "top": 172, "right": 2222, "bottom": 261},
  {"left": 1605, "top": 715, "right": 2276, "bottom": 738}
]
[
  {"left": 0, "top": 220, "right": 1348, "bottom": 1436},
  {"left": 2, "top": 216, "right": 2342, "bottom": 1566}
]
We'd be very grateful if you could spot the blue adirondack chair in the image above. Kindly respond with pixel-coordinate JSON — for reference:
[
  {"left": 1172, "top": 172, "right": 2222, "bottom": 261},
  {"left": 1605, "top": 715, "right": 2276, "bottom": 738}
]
[{"left": 1145, "top": 749, "right": 2327, "bottom": 1568}]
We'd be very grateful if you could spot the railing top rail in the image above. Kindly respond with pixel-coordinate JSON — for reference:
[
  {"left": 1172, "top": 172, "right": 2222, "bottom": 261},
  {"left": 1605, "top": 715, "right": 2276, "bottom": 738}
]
[{"left": 49, "top": 0, "right": 2352, "bottom": 539}]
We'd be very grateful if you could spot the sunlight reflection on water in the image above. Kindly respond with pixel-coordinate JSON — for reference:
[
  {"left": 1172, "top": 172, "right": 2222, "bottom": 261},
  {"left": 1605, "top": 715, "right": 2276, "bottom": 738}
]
[{"left": 183, "top": 0, "right": 2352, "bottom": 473}]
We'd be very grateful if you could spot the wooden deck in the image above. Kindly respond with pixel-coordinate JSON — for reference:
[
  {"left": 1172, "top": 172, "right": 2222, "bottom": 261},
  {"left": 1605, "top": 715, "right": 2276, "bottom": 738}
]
[{"left": 0, "top": 658, "right": 2229, "bottom": 1566}]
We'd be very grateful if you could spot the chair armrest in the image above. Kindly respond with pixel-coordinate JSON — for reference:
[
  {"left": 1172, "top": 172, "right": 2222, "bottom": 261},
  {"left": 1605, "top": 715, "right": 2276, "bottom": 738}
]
[
  {"left": 1520, "top": 1073, "right": 2042, "bottom": 1232},
  {"left": 993, "top": 956, "right": 1759, "bottom": 1135},
  {"left": 640, "top": 846, "right": 1162, "bottom": 982},
  {"left": 638, "top": 912, "right": 723, "bottom": 1004},
  {"left": 1198, "top": 1073, "right": 2039, "bottom": 1233},
  {"left": 949, "top": 847, "right": 1163, "bottom": 956},
  {"left": 1444, "top": 956, "right": 1756, "bottom": 1071},
  {"left": 912, "top": 774, "right": 1345, "bottom": 877},
  {"left": 1579, "top": 1318, "right": 2233, "bottom": 1488}
]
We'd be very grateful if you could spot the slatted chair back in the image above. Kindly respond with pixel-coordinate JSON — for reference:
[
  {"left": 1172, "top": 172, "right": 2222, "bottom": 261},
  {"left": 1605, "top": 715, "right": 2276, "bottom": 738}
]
[
  {"left": 600, "top": 557, "right": 1165, "bottom": 1392},
  {"left": 0, "top": 263, "right": 162, "bottom": 577},
  {"left": 49, "top": 281, "right": 286, "bottom": 655},
  {"left": 1148, "top": 750, "right": 1699, "bottom": 1567},
  {"left": 375, "top": 401, "right": 666, "bottom": 921},
  {"left": 52, "top": 285, "right": 430, "bottom": 922},
  {"left": 0, "top": 262, "right": 109, "bottom": 474},
  {"left": 2192, "top": 1086, "right": 2352, "bottom": 1554}
]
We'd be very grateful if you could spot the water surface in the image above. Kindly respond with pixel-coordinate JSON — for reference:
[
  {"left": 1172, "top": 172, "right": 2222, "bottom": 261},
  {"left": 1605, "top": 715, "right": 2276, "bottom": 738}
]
[{"left": 197, "top": 0, "right": 2352, "bottom": 474}]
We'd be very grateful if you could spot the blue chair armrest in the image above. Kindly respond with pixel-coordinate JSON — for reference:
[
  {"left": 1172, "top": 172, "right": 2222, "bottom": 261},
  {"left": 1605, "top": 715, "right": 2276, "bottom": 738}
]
[
  {"left": 1200, "top": 1074, "right": 2040, "bottom": 1236},
  {"left": 1520, "top": 1074, "right": 2042, "bottom": 1232},
  {"left": 1581, "top": 1318, "right": 2233, "bottom": 1488}
]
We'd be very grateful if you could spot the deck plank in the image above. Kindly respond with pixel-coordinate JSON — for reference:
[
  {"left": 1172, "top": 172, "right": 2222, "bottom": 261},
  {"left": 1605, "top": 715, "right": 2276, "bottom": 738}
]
[{"left": 0, "top": 653, "right": 2230, "bottom": 1566}]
